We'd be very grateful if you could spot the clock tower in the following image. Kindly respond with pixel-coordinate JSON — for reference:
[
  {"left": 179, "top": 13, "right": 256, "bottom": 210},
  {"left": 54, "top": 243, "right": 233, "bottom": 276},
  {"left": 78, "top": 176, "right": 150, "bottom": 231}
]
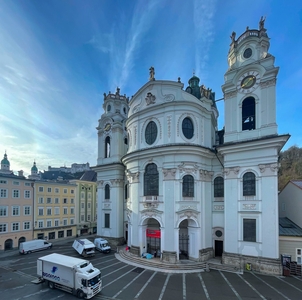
[
  {"left": 93, "top": 87, "right": 129, "bottom": 244},
  {"left": 218, "top": 18, "right": 289, "bottom": 271},
  {"left": 222, "top": 16, "right": 278, "bottom": 143}
]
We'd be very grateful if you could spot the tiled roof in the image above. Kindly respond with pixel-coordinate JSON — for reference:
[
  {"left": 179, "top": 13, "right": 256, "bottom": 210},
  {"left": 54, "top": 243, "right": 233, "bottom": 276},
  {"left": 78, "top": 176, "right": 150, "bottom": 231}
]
[
  {"left": 80, "top": 171, "right": 97, "bottom": 182},
  {"left": 279, "top": 217, "right": 302, "bottom": 237},
  {"left": 291, "top": 180, "right": 302, "bottom": 189}
]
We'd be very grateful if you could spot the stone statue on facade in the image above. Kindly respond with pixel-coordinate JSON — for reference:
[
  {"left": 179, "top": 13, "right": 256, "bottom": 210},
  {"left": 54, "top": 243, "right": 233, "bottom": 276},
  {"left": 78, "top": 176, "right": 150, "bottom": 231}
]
[
  {"left": 149, "top": 66, "right": 155, "bottom": 81},
  {"left": 230, "top": 31, "right": 236, "bottom": 43},
  {"left": 259, "top": 16, "right": 265, "bottom": 30}
]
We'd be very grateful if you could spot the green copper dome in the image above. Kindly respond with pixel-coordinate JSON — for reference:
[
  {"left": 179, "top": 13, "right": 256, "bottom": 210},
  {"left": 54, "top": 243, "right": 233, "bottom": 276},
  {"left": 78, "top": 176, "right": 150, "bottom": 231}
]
[
  {"left": 31, "top": 162, "right": 38, "bottom": 171},
  {"left": 1, "top": 153, "right": 10, "bottom": 166}
]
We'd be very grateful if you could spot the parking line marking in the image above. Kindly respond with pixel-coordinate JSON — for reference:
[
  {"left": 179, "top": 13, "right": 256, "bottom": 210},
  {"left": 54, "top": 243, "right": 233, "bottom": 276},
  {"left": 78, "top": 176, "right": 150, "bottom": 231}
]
[
  {"left": 277, "top": 276, "right": 302, "bottom": 292},
  {"left": 251, "top": 273, "right": 291, "bottom": 300},
  {"left": 134, "top": 271, "right": 157, "bottom": 299},
  {"left": 97, "top": 261, "right": 123, "bottom": 270},
  {"left": 293, "top": 276, "right": 302, "bottom": 282},
  {"left": 102, "top": 267, "right": 137, "bottom": 288},
  {"left": 219, "top": 271, "right": 242, "bottom": 299},
  {"left": 183, "top": 273, "right": 186, "bottom": 300},
  {"left": 198, "top": 273, "right": 210, "bottom": 300},
  {"left": 112, "top": 269, "right": 146, "bottom": 298},
  {"left": 158, "top": 273, "right": 171, "bottom": 300},
  {"left": 102, "top": 265, "right": 129, "bottom": 278},
  {"left": 237, "top": 274, "right": 266, "bottom": 299}
]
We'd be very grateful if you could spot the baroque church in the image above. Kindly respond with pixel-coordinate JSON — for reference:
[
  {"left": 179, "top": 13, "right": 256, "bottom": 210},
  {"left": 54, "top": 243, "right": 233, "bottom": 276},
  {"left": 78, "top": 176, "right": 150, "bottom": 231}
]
[{"left": 93, "top": 18, "right": 290, "bottom": 275}]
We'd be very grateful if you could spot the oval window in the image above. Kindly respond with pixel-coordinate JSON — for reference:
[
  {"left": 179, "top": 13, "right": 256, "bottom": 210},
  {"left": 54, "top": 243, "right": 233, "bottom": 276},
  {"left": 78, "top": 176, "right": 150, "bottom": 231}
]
[
  {"left": 182, "top": 117, "right": 194, "bottom": 139},
  {"left": 243, "top": 48, "right": 252, "bottom": 59},
  {"left": 145, "top": 121, "right": 157, "bottom": 145}
]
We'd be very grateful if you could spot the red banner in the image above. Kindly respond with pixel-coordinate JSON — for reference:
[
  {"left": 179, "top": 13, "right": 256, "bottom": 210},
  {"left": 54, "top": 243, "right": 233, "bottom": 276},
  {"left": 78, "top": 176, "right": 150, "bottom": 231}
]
[{"left": 146, "top": 229, "right": 161, "bottom": 238}]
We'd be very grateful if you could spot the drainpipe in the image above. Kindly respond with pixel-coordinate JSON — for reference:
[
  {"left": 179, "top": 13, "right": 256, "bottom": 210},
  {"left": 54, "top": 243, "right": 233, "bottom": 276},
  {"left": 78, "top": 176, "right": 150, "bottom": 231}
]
[{"left": 31, "top": 182, "right": 35, "bottom": 240}]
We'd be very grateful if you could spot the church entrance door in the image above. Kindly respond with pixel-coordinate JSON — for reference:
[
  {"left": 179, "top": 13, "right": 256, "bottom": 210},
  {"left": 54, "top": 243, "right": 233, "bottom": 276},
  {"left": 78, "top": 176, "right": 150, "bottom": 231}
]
[{"left": 215, "top": 240, "right": 223, "bottom": 256}]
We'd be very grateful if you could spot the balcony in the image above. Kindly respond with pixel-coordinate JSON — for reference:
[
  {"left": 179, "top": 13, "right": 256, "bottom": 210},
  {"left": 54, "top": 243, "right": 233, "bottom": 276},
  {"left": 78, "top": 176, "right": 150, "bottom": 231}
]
[{"left": 141, "top": 196, "right": 161, "bottom": 209}]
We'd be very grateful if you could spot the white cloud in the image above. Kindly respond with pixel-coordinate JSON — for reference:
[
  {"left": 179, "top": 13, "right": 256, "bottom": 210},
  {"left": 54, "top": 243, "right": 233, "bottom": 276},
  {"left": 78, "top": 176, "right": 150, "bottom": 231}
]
[{"left": 193, "top": 0, "right": 217, "bottom": 82}]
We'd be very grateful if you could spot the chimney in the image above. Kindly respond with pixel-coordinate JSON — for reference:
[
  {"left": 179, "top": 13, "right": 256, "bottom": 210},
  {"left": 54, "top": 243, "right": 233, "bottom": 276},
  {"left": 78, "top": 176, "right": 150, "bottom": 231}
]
[{"left": 18, "top": 170, "right": 24, "bottom": 177}]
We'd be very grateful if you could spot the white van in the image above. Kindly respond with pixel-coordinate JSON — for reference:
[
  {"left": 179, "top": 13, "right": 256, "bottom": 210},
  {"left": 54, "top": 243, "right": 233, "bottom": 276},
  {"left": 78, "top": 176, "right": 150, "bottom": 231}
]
[
  {"left": 19, "top": 240, "right": 52, "bottom": 254},
  {"left": 72, "top": 239, "right": 95, "bottom": 257},
  {"left": 94, "top": 238, "right": 111, "bottom": 253}
]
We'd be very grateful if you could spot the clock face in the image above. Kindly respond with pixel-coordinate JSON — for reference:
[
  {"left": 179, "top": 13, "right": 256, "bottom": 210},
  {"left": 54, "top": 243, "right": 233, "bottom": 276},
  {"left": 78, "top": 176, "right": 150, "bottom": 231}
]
[
  {"left": 241, "top": 75, "right": 256, "bottom": 89},
  {"left": 104, "top": 123, "right": 111, "bottom": 131},
  {"left": 236, "top": 71, "right": 260, "bottom": 93}
]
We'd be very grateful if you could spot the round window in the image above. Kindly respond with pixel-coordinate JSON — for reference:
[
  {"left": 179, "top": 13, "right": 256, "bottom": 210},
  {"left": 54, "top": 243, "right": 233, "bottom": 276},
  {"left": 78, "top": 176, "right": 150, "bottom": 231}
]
[
  {"left": 215, "top": 230, "right": 223, "bottom": 237},
  {"left": 243, "top": 48, "right": 252, "bottom": 59},
  {"left": 182, "top": 117, "right": 194, "bottom": 139},
  {"left": 145, "top": 121, "right": 157, "bottom": 145}
]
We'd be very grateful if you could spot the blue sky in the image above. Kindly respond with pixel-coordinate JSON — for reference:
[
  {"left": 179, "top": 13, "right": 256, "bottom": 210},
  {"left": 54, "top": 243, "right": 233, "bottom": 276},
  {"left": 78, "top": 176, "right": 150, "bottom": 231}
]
[{"left": 0, "top": 0, "right": 301, "bottom": 175}]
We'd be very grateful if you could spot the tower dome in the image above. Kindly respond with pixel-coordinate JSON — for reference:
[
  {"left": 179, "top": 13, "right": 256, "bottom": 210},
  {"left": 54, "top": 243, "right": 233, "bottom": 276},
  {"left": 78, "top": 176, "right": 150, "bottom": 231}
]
[
  {"left": 31, "top": 162, "right": 38, "bottom": 173},
  {"left": 1, "top": 152, "right": 10, "bottom": 172},
  {"left": 185, "top": 74, "right": 201, "bottom": 99}
]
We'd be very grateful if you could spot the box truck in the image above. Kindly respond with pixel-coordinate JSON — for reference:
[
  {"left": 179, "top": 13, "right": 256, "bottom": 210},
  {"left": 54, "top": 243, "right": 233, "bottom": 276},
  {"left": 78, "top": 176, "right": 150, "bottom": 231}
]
[
  {"left": 19, "top": 239, "right": 52, "bottom": 254},
  {"left": 73, "top": 239, "right": 95, "bottom": 257},
  {"left": 94, "top": 238, "right": 111, "bottom": 253},
  {"left": 37, "top": 253, "right": 102, "bottom": 299}
]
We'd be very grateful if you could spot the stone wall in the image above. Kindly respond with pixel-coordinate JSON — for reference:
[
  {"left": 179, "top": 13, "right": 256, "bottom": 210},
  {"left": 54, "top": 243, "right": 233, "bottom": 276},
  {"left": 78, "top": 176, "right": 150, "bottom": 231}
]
[
  {"left": 162, "top": 250, "right": 177, "bottom": 264},
  {"left": 199, "top": 247, "right": 214, "bottom": 262},
  {"left": 222, "top": 252, "right": 282, "bottom": 275},
  {"left": 129, "top": 245, "right": 140, "bottom": 256}
]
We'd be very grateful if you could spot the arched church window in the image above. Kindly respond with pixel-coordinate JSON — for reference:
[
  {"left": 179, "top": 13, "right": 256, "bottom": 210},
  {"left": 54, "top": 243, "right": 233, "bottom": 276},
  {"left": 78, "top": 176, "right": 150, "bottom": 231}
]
[
  {"left": 144, "top": 163, "right": 159, "bottom": 196},
  {"left": 242, "top": 97, "right": 255, "bottom": 131},
  {"left": 243, "top": 172, "right": 256, "bottom": 196},
  {"left": 214, "top": 176, "right": 224, "bottom": 197},
  {"left": 182, "top": 175, "right": 194, "bottom": 197},
  {"left": 105, "top": 184, "right": 110, "bottom": 200},
  {"left": 145, "top": 121, "right": 157, "bottom": 145},
  {"left": 107, "top": 105, "right": 111, "bottom": 112},
  {"left": 105, "top": 136, "right": 110, "bottom": 158},
  {"left": 182, "top": 117, "right": 194, "bottom": 139}
]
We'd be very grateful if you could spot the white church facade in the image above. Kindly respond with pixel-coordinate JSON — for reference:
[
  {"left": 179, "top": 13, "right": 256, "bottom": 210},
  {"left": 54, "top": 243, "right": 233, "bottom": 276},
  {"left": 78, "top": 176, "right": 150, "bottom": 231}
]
[{"left": 93, "top": 19, "right": 290, "bottom": 275}]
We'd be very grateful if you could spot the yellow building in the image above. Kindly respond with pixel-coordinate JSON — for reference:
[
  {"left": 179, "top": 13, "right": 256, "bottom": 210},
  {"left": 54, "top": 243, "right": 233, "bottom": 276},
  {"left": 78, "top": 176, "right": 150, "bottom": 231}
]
[{"left": 34, "top": 181, "right": 77, "bottom": 240}]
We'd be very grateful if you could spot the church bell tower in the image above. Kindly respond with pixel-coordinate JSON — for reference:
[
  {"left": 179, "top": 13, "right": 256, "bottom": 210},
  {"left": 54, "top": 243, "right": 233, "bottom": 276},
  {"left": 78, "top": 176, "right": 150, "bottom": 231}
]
[
  {"left": 218, "top": 18, "right": 289, "bottom": 272},
  {"left": 222, "top": 17, "right": 278, "bottom": 143},
  {"left": 93, "top": 87, "right": 129, "bottom": 243}
]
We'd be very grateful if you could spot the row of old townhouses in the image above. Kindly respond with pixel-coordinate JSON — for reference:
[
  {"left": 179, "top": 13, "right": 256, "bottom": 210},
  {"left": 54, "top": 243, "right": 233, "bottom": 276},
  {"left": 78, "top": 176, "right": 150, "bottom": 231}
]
[{"left": 0, "top": 152, "right": 97, "bottom": 251}]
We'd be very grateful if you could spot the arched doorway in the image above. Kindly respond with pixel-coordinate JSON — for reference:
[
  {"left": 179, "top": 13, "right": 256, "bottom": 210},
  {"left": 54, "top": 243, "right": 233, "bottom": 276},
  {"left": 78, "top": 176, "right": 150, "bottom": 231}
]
[
  {"left": 18, "top": 237, "right": 26, "bottom": 247},
  {"left": 178, "top": 217, "right": 199, "bottom": 260},
  {"left": 4, "top": 239, "right": 13, "bottom": 250},
  {"left": 179, "top": 220, "right": 189, "bottom": 259},
  {"left": 145, "top": 218, "right": 161, "bottom": 256}
]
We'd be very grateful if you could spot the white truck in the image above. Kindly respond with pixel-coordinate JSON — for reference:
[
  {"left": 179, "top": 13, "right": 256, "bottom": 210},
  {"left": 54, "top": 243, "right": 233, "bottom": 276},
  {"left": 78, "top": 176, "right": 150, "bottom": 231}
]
[
  {"left": 37, "top": 253, "right": 102, "bottom": 299},
  {"left": 94, "top": 238, "right": 111, "bottom": 253},
  {"left": 73, "top": 239, "right": 95, "bottom": 257}
]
